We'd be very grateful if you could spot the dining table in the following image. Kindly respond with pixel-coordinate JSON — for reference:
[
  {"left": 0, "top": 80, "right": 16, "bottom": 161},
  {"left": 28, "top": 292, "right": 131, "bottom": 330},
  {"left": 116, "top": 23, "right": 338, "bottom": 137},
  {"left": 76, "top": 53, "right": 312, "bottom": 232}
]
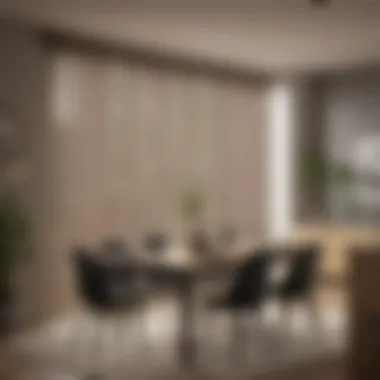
[{"left": 95, "top": 239, "right": 304, "bottom": 370}]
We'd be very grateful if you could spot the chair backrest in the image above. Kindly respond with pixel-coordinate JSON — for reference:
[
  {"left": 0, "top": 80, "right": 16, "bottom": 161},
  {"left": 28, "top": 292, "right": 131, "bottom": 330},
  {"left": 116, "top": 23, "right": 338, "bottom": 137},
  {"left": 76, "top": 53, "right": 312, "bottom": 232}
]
[
  {"left": 73, "top": 247, "right": 103, "bottom": 305},
  {"left": 218, "top": 226, "right": 237, "bottom": 247},
  {"left": 227, "top": 250, "right": 273, "bottom": 307},
  {"left": 189, "top": 229, "right": 215, "bottom": 258},
  {"left": 73, "top": 247, "right": 145, "bottom": 309},
  {"left": 100, "top": 238, "right": 129, "bottom": 258},
  {"left": 144, "top": 232, "right": 168, "bottom": 253},
  {"left": 280, "top": 244, "right": 320, "bottom": 299}
]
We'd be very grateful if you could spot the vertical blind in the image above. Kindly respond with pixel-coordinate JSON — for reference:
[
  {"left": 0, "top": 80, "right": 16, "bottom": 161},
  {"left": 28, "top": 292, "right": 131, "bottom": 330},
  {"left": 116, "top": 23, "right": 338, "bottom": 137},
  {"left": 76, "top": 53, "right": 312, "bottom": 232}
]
[{"left": 49, "top": 49, "right": 267, "bottom": 249}]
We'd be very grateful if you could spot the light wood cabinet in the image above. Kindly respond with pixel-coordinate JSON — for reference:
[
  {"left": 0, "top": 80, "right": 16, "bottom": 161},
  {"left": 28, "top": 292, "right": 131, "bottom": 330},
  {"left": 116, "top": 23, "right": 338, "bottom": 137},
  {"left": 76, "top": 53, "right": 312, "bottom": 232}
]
[{"left": 293, "top": 224, "right": 380, "bottom": 282}]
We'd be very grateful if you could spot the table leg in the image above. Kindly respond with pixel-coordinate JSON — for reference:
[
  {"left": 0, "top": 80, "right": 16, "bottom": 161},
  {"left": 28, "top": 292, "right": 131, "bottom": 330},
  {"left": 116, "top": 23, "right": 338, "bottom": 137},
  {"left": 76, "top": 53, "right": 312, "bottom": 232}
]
[{"left": 178, "top": 276, "right": 197, "bottom": 370}]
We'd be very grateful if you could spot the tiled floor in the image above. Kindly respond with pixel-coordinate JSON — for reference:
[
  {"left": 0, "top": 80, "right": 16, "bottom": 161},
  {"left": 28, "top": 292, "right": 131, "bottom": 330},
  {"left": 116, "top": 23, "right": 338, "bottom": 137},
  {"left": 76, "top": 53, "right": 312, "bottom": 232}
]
[{"left": 8, "top": 295, "right": 347, "bottom": 380}]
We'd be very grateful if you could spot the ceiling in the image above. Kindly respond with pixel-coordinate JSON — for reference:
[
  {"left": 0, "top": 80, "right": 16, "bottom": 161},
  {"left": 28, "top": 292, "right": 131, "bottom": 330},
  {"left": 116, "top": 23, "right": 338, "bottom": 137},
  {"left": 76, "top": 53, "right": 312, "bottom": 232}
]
[{"left": 1, "top": 0, "right": 380, "bottom": 73}]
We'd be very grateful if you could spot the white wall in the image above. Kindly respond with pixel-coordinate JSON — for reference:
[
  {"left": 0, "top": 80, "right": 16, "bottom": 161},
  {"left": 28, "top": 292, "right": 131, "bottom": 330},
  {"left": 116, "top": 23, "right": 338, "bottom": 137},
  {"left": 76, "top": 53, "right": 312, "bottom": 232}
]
[{"left": 266, "top": 79, "right": 311, "bottom": 239}]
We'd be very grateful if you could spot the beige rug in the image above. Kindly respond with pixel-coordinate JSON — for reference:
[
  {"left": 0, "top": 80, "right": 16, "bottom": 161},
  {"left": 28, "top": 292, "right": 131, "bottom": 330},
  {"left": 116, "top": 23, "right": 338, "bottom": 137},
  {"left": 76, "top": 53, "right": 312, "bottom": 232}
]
[{"left": 11, "top": 301, "right": 346, "bottom": 380}]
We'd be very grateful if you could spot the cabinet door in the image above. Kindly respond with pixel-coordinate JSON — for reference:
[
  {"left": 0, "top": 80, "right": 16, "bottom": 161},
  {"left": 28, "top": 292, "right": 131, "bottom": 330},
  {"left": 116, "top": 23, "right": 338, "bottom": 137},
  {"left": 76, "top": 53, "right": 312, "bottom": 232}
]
[{"left": 350, "top": 249, "right": 380, "bottom": 380}]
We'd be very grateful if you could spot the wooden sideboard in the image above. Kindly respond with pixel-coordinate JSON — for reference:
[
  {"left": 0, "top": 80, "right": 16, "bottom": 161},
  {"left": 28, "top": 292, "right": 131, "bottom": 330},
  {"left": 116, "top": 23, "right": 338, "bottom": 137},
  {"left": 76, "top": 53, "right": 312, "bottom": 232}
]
[
  {"left": 350, "top": 246, "right": 380, "bottom": 379},
  {"left": 293, "top": 224, "right": 380, "bottom": 283}
]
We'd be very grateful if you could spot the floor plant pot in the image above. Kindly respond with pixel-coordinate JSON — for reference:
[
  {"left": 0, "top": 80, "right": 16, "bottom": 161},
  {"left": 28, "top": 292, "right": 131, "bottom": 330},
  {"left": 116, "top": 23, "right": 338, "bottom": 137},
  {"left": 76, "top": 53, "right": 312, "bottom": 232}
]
[{"left": 0, "top": 280, "right": 12, "bottom": 335}]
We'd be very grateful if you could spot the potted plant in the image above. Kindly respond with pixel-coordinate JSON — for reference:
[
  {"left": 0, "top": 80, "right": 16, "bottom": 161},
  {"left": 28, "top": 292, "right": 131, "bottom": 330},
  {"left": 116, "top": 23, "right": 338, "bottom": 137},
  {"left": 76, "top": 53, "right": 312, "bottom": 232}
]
[
  {"left": 300, "top": 151, "right": 354, "bottom": 218},
  {"left": 181, "top": 187, "right": 210, "bottom": 256},
  {"left": 0, "top": 195, "right": 32, "bottom": 333},
  {"left": 329, "top": 163, "right": 354, "bottom": 185},
  {"left": 182, "top": 188, "right": 204, "bottom": 227}
]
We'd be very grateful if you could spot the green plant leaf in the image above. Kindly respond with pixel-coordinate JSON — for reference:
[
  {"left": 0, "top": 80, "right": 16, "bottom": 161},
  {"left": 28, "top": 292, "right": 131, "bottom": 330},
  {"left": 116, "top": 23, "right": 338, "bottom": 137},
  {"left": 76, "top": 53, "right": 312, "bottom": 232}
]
[
  {"left": 181, "top": 188, "right": 205, "bottom": 223},
  {"left": 0, "top": 196, "right": 32, "bottom": 282}
]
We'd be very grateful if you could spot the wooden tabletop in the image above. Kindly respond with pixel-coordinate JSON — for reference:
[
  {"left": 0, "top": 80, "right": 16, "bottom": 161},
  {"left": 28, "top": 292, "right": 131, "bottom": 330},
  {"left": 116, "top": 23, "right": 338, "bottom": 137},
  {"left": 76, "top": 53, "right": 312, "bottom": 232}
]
[{"left": 93, "top": 238, "right": 300, "bottom": 278}]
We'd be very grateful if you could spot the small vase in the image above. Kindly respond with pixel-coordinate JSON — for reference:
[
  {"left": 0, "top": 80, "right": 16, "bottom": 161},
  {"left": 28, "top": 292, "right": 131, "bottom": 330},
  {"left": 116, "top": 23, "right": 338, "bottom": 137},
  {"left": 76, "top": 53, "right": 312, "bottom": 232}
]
[{"left": 188, "top": 228, "right": 213, "bottom": 259}]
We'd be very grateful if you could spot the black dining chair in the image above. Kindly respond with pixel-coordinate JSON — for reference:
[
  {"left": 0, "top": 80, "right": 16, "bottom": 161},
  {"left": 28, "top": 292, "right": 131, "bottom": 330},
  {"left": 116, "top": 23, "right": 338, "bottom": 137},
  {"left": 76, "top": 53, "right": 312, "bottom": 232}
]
[
  {"left": 144, "top": 232, "right": 168, "bottom": 255},
  {"left": 203, "top": 250, "right": 273, "bottom": 364},
  {"left": 72, "top": 247, "right": 150, "bottom": 379},
  {"left": 208, "top": 250, "right": 273, "bottom": 310},
  {"left": 143, "top": 232, "right": 178, "bottom": 296},
  {"left": 276, "top": 244, "right": 321, "bottom": 322},
  {"left": 189, "top": 229, "right": 216, "bottom": 259},
  {"left": 99, "top": 237, "right": 130, "bottom": 259},
  {"left": 218, "top": 225, "right": 237, "bottom": 249}
]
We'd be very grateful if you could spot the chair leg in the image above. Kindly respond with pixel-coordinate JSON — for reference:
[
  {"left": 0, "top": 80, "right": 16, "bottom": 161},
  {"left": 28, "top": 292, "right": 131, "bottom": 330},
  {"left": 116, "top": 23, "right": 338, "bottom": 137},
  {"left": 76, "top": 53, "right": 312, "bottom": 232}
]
[
  {"left": 138, "top": 308, "right": 151, "bottom": 356},
  {"left": 306, "top": 294, "right": 323, "bottom": 331},
  {"left": 109, "top": 313, "right": 122, "bottom": 366},
  {"left": 113, "top": 308, "right": 151, "bottom": 369},
  {"left": 67, "top": 312, "right": 101, "bottom": 380},
  {"left": 119, "top": 313, "right": 132, "bottom": 363},
  {"left": 280, "top": 301, "right": 294, "bottom": 328},
  {"left": 67, "top": 314, "right": 84, "bottom": 365},
  {"left": 84, "top": 314, "right": 105, "bottom": 380},
  {"left": 107, "top": 311, "right": 136, "bottom": 372},
  {"left": 202, "top": 309, "right": 226, "bottom": 368},
  {"left": 230, "top": 312, "right": 248, "bottom": 368}
]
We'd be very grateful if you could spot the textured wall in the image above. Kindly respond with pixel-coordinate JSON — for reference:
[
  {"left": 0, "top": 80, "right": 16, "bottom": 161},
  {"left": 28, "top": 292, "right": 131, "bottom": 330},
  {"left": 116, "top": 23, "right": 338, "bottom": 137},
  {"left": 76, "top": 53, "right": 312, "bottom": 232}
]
[
  {"left": 50, "top": 50, "right": 268, "bottom": 243},
  {"left": 0, "top": 21, "right": 57, "bottom": 329},
  {"left": 48, "top": 49, "right": 268, "bottom": 311},
  {"left": 0, "top": 22, "right": 269, "bottom": 327}
]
